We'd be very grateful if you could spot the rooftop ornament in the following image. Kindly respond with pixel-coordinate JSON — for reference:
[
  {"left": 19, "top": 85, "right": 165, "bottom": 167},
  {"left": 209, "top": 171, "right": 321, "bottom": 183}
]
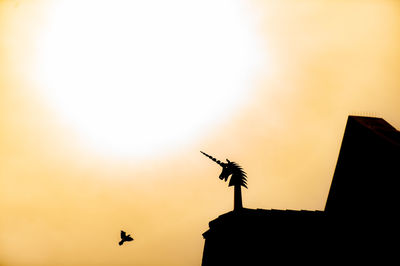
[{"left": 201, "top": 151, "right": 247, "bottom": 211}]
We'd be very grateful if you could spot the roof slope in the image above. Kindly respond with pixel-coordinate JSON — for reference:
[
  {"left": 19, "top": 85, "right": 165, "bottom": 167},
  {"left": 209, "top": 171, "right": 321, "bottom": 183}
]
[{"left": 325, "top": 116, "right": 400, "bottom": 215}]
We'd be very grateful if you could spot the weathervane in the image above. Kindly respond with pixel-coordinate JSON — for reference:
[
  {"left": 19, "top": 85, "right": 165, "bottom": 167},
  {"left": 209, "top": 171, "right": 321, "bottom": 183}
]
[{"left": 201, "top": 151, "right": 247, "bottom": 211}]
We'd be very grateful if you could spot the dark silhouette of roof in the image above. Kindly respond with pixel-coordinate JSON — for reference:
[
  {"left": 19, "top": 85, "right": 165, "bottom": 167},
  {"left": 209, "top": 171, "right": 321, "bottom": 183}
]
[
  {"left": 325, "top": 116, "right": 400, "bottom": 217},
  {"left": 202, "top": 208, "right": 326, "bottom": 265},
  {"left": 202, "top": 116, "right": 400, "bottom": 265}
]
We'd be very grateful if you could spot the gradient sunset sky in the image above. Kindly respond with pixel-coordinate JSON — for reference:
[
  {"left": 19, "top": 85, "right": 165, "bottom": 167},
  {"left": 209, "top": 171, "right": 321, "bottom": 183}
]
[{"left": 1, "top": 0, "right": 400, "bottom": 265}]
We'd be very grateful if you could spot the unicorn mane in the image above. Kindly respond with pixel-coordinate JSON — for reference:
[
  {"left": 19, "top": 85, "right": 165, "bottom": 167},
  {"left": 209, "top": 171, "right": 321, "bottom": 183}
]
[{"left": 227, "top": 161, "right": 247, "bottom": 188}]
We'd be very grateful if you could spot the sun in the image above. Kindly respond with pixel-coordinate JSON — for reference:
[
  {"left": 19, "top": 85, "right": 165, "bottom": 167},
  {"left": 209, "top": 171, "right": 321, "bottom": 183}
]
[{"left": 33, "top": 0, "right": 264, "bottom": 158}]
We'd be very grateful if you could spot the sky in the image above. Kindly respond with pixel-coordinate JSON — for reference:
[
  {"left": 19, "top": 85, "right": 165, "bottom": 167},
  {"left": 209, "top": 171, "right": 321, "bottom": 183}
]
[{"left": 1, "top": 0, "right": 400, "bottom": 265}]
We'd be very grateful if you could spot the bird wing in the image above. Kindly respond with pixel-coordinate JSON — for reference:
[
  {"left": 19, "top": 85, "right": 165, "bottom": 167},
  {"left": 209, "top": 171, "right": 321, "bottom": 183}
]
[
  {"left": 126, "top": 236, "right": 134, "bottom": 241},
  {"left": 121, "top": 230, "right": 126, "bottom": 238}
]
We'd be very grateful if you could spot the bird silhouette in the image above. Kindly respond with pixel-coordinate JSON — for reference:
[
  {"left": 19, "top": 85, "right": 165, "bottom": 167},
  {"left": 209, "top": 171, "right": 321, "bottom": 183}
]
[{"left": 119, "top": 230, "right": 134, "bottom": 246}]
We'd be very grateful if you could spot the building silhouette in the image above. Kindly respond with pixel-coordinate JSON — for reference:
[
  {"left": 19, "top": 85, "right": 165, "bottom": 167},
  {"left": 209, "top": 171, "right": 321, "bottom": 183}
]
[{"left": 202, "top": 116, "right": 400, "bottom": 265}]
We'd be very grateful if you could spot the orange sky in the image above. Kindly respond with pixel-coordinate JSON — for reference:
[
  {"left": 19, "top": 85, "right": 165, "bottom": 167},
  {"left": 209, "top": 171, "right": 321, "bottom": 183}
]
[{"left": 1, "top": 0, "right": 400, "bottom": 265}]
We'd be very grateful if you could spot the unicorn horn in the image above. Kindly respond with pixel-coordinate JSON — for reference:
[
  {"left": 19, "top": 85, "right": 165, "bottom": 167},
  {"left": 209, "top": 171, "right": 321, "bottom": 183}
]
[{"left": 200, "top": 151, "right": 225, "bottom": 167}]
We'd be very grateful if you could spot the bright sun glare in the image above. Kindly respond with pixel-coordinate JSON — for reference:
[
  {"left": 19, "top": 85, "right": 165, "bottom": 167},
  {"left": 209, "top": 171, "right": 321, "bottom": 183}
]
[{"left": 34, "top": 0, "right": 264, "bottom": 158}]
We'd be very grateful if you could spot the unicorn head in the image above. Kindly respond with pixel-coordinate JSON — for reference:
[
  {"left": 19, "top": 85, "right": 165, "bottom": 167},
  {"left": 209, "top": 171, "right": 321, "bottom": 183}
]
[{"left": 201, "top": 151, "right": 247, "bottom": 188}]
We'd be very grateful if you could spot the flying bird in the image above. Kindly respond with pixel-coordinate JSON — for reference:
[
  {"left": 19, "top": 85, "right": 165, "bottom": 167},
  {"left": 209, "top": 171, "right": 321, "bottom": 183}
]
[{"left": 119, "top": 230, "right": 134, "bottom": 246}]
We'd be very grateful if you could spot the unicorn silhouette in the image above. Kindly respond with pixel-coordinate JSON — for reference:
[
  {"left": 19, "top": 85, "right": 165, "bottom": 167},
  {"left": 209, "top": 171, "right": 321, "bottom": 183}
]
[{"left": 201, "top": 151, "right": 247, "bottom": 211}]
